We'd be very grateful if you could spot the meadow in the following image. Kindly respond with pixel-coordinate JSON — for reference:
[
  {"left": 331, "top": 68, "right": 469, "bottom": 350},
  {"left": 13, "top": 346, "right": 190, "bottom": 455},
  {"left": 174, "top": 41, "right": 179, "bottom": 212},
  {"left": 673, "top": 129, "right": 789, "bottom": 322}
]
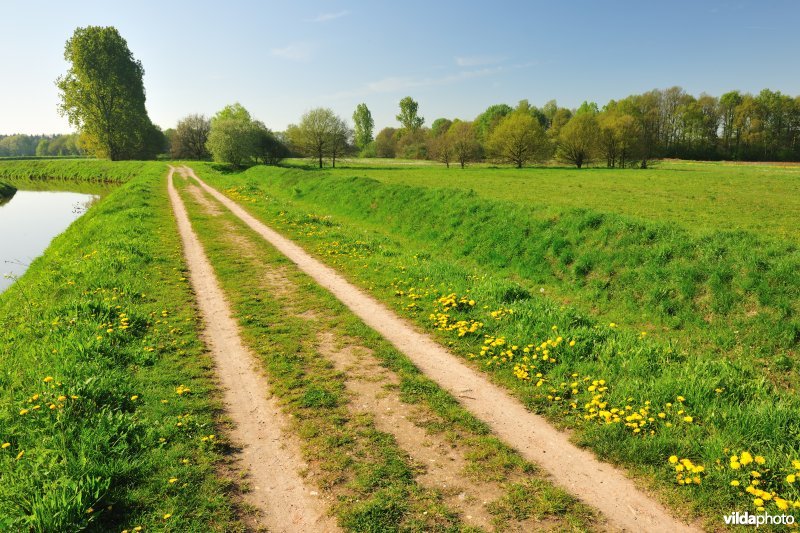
[
  {"left": 195, "top": 159, "right": 800, "bottom": 526},
  {"left": 0, "top": 161, "right": 242, "bottom": 531}
]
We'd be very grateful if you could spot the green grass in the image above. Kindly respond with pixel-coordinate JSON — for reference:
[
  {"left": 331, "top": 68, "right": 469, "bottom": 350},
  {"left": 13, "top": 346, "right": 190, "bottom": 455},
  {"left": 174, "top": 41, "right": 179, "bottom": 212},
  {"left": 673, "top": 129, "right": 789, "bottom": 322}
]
[
  {"left": 292, "top": 158, "right": 800, "bottom": 240},
  {"left": 0, "top": 181, "right": 15, "bottom": 201},
  {"left": 174, "top": 175, "right": 598, "bottom": 531},
  {"left": 0, "top": 162, "right": 242, "bottom": 531},
  {"left": 192, "top": 160, "right": 800, "bottom": 528},
  {"left": 0, "top": 159, "right": 152, "bottom": 183}
]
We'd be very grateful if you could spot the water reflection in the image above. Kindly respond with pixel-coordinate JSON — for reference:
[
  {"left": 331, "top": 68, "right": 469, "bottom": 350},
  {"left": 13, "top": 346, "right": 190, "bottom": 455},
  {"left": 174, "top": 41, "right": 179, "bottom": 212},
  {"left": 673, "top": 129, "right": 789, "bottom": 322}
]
[{"left": 0, "top": 190, "right": 97, "bottom": 293}]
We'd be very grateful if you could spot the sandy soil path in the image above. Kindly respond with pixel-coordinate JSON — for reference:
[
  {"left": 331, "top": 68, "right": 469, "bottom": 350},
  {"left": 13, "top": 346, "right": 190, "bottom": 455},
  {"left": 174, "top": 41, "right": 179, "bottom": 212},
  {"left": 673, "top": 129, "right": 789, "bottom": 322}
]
[
  {"left": 185, "top": 166, "right": 698, "bottom": 532},
  {"left": 167, "top": 167, "right": 338, "bottom": 532}
]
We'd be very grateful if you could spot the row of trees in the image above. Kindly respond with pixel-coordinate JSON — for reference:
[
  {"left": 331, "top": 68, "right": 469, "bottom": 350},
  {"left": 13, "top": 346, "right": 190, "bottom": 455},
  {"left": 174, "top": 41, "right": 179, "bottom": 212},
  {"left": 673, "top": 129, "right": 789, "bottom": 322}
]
[
  {"left": 0, "top": 134, "right": 83, "bottom": 157},
  {"left": 371, "top": 87, "right": 800, "bottom": 168}
]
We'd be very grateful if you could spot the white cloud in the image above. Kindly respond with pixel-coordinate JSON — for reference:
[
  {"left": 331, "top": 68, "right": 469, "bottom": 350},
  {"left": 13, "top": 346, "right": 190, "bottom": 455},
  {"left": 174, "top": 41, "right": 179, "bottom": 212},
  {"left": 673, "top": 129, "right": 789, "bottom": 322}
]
[
  {"left": 325, "top": 61, "right": 538, "bottom": 100},
  {"left": 312, "top": 10, "right": 349, "bottom": 22},
  {"left": 270, "top": 43, "right": 314, "bottom": 61},
  {"left": 455, "top": 54, "right": 505, "bottom": 67}
]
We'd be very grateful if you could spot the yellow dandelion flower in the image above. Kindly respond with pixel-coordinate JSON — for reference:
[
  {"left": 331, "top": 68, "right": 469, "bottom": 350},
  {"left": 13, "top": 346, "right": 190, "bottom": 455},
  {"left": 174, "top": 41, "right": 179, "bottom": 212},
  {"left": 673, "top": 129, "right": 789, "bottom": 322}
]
[
  {"left": 163, "top": 513, "right": 172, "bottom": 519},
  {"left": 683, "top": 416, "right": 693, "bottom": 423},
  {"left": 19, "top": 409, "right": 29, "bottom": 415},
  {"left": 669, "top": 455, "right": 679, "bottom": 464},
  {"left": 130, "top": 395, "right": 139, "bottom": 401},
  {"left": 754, "top": 455, "right": 765, "bottom": 465},
  {"left": 168, "top": 477, "right": 178, "bottom": 483},
  {"left": 786, "top": 474, "right": 796, "bottom": 483},
  {"left": 1, "top": 443, "right": 10, "bottom": 449},
  {"left": 43, "top": 376, "right": 54, "bottom": 383},
  {"left": 730, "top": 480, "right": 740, "bottom": 487},
  {"left": 740, "top": 451, "right": 753, "bottom": 465},
  {"left": 16, "top": 450, "right": 24, "bottom": 460}
]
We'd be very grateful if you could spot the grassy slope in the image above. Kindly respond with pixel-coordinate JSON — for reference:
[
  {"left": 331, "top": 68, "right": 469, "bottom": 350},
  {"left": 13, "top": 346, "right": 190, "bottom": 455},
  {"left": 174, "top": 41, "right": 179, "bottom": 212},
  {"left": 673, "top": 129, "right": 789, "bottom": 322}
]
[
  {"left": 308, "top": 159, "right": 800, "bottom": 240},
  {"left": 0, "top": 181, "right": 15, "bottom": 201},
  {"left": 0, "top": 161, "right": 241, "bottom": 532},
  {"left": 0, "top": 159, "right": 154, "bottom": 183},
  {"left": 194, "top": 162, "right": 800, "bottom": 527}
]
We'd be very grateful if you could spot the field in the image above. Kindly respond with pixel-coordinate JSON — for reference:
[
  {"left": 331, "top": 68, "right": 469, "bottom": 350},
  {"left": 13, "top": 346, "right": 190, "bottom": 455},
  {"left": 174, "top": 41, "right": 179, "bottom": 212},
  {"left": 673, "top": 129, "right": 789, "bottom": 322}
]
[
  {"left": 1, "top": 158, "right": 799, "bottom": 531},
  {"left": 0, "top": 161, "right": 243, "bottom": 531},
  {"left": 193, "top": 159, "right": 800, "bottom": 526}
]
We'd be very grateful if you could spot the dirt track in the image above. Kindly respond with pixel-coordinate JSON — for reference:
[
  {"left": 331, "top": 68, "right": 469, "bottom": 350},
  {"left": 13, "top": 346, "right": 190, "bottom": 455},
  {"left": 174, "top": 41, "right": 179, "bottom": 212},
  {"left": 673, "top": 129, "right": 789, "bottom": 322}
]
[
  {"left": 167, "top": 167, "right": 337, "bottom": 532},
  {"left": 183, "top": 166, "right": 699, "bottom": 533}
]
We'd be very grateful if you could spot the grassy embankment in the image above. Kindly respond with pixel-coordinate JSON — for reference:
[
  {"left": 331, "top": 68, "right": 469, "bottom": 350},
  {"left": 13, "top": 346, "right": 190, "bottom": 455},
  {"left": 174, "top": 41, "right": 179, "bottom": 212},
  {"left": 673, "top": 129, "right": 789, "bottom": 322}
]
[
  {"left": 0, "top": 181, "right": 16, "bottom": 203},
  {"left": 0, "top": 161, "right": 242, "bottom": 532},
  {"left": 194, "top": 161, "right": 800, "bottom": 527},
  {"left": 173, "top": 172, "right": 598, "bottom": 531}
]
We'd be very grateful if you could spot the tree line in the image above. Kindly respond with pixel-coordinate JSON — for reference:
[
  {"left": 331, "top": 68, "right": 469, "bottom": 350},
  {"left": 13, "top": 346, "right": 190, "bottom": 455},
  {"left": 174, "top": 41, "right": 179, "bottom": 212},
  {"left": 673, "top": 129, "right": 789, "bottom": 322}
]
[
  {"left": 0, "top": 134, "right": 83, "bottom": 157},
  {"left": 31, "top": 26, "right": 800, "bottom": 167}
]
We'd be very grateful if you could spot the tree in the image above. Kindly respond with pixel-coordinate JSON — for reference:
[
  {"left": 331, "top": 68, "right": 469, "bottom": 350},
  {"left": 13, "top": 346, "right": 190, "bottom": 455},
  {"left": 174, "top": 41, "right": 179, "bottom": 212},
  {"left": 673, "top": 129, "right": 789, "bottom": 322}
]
[
  {"left": 557, "top": 113, "right": 600, "bottom": 168},
  {"left": 473, "top": 104, "right": 512, "bottom": 141},
  {"left": 211, "top": 103, "right": 251, "bottom": 124},
  {"left": 396, "top": 96, "right": 424, "bottom": 134},
  {"left": 287, "top": 108, "right": 349, "bottom": 168},
  {"left": 171, "top": 114, "right": 211, "bottom": 159},
  {"left": 56, "top": 26, "right": 158, "bottom": 160},
  {"left": 375, "top": 127, "right": 398, "bottom": 158},
  {"left": 252, "top": 121, "right": 288, "bottom": 165},
  {"left": 486, "top": 111, "right": 550, "bottom": 168},
  {"left": 329, "top": 115, "right": 353, "bottom": 168},
  {"left": 430, "top": 118, "right": 453, "bottom": 138},
  {"left": 428, "top": 134, "right": 453, "bottom": 168},
  {"left": 352, "top": 103, "right": 374, "bottom": 152},
  {"left": 448, "top": 121, "right": 480, "bottom": 168},
  {"left": 206, "top": 119, "right": 259, "bottom": 168}
]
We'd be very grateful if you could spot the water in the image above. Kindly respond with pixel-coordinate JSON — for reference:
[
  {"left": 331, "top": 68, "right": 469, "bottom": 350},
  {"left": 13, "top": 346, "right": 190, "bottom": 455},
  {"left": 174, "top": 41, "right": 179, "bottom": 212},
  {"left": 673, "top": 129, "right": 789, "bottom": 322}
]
[{"left": 0, "top": 190, "right": 97, "bottom": 293}]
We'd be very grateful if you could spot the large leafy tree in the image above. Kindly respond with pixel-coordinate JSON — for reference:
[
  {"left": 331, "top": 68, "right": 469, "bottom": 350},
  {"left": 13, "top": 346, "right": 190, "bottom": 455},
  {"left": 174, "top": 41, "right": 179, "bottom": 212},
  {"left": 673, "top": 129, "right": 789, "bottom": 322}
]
[
  {"left": 56, "top": 26, "right": 158, "bottom": 160},
  {"left": 287, "top": 108, "right": 351, "bottom": 168},
  {"left": 352, "top": 103, "right": 374, "bottom": 151},
  {"left": 486, "top": 111, "right": 550, "bottom": 168},
  {"left": 557, "top": 112, "right": 600, "bottom": 168},
  {"left": 396, "top": 96, "right": 424, "bottom": 134},
  {"left": 171, "top": 114, "right": 211, "bottom": 159},
  {"left": 206, "top": 104, "right": 258, "bottom": 167}
]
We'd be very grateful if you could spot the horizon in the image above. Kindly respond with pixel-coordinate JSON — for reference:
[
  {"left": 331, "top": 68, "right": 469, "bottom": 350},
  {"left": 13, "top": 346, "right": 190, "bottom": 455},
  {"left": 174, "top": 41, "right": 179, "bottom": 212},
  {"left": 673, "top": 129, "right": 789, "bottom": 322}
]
[{"left": 2, "top": 0, "right": 800, "bottom": 135}]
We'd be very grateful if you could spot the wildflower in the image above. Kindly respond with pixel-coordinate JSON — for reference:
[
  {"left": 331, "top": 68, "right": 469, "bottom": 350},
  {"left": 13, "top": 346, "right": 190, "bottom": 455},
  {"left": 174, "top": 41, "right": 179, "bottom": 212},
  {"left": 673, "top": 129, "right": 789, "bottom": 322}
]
[
  {"left": 1, "top": 443, "right": 9, "bottom": 449},
  {"left": 168, "top": 477, "right": 178, "bottom": 483},
  {"left": 19, "top": 409, "right": 29, "bottom": 415},
  {"left": 16, "top": 450, "right": 24, "bottom": 460},
  {"left": 753, "top": 498, "right": 764, "bottom": 507},
  {"left": 740, "top": 452, "right": 753, "bottom": 465},
  {"left": 43, "top": 376, "right": 54, "bottom": 383},
  {"left": 754, "top": 455, "right": 765, "bottom": 465},
  {"left": 163, "top": 513, "right": 172, "bottom": 519},
  {"left": 730, "top": 480, "right": 740, "bottom": 487},
  {"left": 130, "top": 395, "right": 139, "bottom": 401},
  {"left": 86, "top": 508, "right": 93, "bottom": 514},
  {"left": 786, "top": 474, "right": 796, "bottom": 483},
  {"left": 683, "top": 416, "right": 693, "bottom": 423},
  {"left": 669, "top": 456, "right": 678, "bottom": 464}
]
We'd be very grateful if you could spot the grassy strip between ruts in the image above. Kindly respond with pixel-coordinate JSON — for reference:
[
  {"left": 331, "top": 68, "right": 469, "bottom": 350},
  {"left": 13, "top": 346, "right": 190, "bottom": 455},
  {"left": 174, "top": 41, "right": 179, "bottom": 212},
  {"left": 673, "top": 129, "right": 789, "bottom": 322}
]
[
  {"left": 0, "top": 162, "right": 243, "bottom": 532},
  {"left": 173, "top": 173, "right": 599, "bottom": 531},
  {"left": 191, "top": 162, "right": 800, "bottom": 530}
]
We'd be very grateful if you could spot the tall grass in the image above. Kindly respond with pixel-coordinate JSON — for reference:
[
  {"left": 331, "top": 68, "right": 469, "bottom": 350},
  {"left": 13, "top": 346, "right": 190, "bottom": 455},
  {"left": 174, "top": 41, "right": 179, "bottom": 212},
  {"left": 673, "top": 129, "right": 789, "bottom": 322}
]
[
  {"left": 0, "top": 162, "right": 241, "bottom": 531},
  {"left": 0, "top": 159, "right": 152, "bottom": 183}
]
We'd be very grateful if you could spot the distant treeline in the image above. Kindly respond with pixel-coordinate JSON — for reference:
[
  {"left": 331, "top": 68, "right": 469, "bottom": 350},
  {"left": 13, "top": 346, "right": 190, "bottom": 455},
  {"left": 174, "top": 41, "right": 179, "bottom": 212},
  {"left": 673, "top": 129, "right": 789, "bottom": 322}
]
[
  {"left": 0, "top": 133, "right": 84, "bottom": 158},
  {"left": 369, "top": 87, "right": 800, "bottom": 166}
]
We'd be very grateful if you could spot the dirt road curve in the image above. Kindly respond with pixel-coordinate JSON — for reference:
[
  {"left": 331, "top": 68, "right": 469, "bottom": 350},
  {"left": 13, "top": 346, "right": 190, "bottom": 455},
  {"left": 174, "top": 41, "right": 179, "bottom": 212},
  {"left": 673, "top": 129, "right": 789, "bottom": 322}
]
[
  {"left": 167, "top": 167, "right": 338, "bottom": 532},
  {"left": 184, "top": 166, "right": 699, "bottom": 533}
]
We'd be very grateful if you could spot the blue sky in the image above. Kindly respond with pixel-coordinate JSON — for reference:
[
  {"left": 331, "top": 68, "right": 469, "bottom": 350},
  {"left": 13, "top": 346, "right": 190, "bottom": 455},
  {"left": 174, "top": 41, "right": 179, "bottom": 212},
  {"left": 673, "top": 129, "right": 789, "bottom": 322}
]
[{"left": 2, "top": 0, "right": 799, "bottom": 134}]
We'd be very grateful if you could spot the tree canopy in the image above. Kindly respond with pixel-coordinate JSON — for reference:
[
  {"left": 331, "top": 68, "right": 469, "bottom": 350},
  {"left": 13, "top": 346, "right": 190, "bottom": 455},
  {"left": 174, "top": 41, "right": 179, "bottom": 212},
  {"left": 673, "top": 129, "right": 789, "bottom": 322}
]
[{"left": 56, "top": 26, "right": 159, "bottom": 160}]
